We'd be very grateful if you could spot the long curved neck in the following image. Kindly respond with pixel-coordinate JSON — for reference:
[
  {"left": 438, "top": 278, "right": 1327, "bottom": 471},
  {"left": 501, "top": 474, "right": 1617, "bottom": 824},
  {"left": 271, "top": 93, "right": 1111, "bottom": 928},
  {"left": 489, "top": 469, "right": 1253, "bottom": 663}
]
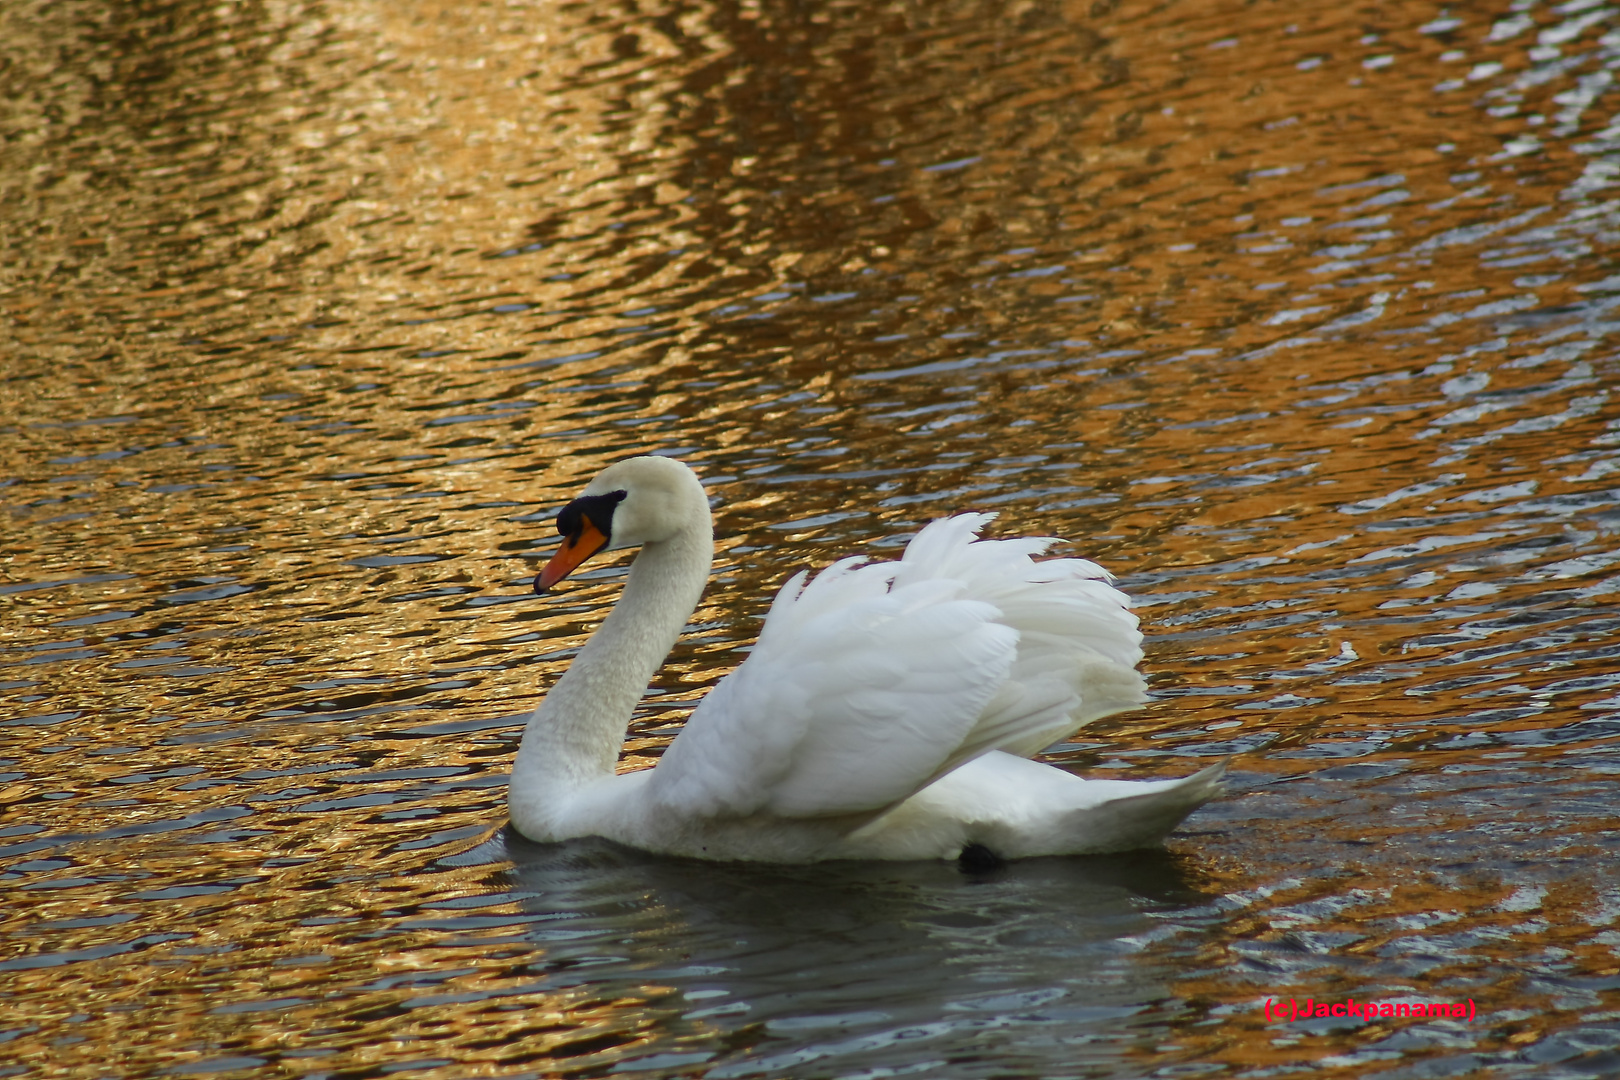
[{"left": 512, "top": 515, "right": 713, "bottom": 814}]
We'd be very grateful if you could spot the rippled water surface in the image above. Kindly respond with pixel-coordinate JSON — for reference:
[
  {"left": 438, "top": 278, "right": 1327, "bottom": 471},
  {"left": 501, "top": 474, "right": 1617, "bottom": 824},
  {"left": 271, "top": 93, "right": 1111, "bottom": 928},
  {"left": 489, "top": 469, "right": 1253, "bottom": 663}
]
[{"left": 4, "top": 0, "right": 1620, "bottom": 1076}]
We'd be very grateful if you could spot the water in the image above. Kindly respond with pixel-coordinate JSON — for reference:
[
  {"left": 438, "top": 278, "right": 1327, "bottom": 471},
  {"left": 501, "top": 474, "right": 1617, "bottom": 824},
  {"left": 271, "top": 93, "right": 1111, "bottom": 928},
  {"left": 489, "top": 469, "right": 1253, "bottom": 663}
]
[{"left": 3, "top": 0, "right": 1619, "bottom": 1075}]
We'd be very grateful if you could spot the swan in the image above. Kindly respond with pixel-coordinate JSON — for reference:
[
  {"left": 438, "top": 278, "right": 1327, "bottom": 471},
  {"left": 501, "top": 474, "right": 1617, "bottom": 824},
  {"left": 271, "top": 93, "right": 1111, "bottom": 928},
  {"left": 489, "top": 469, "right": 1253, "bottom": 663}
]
[{"left": 510, "top": 455, "right": 1224, "bottom": 863}]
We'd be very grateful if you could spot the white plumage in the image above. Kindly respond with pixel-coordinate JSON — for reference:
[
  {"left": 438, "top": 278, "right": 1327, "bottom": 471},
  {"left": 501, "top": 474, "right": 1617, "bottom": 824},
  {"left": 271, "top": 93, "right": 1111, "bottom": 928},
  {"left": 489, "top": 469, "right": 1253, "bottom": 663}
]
[{"left": 508, "top": 456, "right": 1223, "bottom": 863}]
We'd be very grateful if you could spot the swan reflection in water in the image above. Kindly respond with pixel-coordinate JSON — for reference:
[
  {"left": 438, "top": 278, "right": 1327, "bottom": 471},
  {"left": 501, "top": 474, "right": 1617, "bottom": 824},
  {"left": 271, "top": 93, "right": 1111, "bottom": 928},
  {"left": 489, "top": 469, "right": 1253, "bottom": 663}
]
[{"left": 476, "top": 831, "right": 1217, "bottom": 1077}]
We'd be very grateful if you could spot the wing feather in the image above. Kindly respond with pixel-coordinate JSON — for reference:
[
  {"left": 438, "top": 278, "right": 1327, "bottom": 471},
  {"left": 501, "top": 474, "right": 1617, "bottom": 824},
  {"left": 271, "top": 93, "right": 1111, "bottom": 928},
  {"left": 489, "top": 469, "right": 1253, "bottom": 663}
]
[{"left": 647, "top": 512, "right": 1145, "bottom": 824}]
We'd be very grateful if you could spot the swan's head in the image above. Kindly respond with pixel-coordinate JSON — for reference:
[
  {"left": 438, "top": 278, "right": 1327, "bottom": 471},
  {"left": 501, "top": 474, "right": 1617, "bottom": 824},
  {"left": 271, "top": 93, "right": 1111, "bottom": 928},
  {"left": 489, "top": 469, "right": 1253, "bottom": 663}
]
[{"left": 534, "top": 456, "right": 708, "bottom": 593}]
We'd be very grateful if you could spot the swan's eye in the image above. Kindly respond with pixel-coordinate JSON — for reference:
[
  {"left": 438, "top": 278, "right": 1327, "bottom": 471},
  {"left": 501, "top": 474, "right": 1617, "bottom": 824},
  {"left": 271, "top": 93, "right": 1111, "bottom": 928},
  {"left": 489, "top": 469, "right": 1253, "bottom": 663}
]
[{"left": 556, "top": 504, "right": 580, "bottom": 537}]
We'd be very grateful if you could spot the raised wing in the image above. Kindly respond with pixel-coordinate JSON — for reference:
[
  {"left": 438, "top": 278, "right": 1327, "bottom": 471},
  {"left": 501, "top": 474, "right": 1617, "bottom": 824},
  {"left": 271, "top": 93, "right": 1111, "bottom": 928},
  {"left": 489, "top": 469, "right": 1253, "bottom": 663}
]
[
  {"left": 647, "top": 555, "right": 1019, "bottom": 819},
  {"left": 893, "top": 514, "right": 1146, "bottom": 775},
  {"left": 646, "top": 514, "right": 1145, "bottom": 822}
]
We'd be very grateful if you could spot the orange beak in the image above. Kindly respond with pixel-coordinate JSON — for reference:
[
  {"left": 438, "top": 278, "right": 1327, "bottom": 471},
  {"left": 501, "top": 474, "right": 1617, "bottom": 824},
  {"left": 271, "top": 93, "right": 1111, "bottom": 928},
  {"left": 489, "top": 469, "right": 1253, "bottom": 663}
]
[{"left": 534, "top": 517, "right": 610, "bottom": 593}]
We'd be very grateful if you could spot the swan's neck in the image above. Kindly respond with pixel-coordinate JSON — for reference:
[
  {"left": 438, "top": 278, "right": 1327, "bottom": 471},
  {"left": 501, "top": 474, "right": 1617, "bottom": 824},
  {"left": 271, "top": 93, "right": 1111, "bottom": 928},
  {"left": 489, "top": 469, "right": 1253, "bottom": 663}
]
[{"left": 512, "top": 519, "right": 712, "bottom": 823}]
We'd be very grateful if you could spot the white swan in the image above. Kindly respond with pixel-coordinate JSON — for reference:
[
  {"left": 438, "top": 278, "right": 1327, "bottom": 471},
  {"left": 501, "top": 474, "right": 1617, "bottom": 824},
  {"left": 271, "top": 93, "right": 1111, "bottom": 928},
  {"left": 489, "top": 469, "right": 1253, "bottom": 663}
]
[{"left": 510, "top": 455, "right": 1224, "bottom": 863}]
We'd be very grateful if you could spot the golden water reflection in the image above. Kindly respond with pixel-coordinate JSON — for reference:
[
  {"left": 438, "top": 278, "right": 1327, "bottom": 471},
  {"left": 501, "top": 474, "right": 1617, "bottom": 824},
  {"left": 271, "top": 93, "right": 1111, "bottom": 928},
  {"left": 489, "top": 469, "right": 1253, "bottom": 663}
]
[{"left": 3, "top": 0, "right": 1619, "bottom": 1075}]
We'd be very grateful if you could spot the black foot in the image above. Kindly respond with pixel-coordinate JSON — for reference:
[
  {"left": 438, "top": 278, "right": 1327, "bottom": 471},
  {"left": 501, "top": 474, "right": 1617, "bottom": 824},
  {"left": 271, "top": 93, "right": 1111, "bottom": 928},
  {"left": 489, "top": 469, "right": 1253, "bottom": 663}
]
[{"left": 957, "top": 843, "right": 1005, "bottom": 874}]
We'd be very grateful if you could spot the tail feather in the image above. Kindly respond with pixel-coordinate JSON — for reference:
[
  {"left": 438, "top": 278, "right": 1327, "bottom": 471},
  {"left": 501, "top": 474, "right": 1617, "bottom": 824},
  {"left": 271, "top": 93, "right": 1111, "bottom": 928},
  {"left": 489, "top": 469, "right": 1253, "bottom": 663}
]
[{"left": 1057, "top": 760, "right": 1228, "bottom": 854}]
